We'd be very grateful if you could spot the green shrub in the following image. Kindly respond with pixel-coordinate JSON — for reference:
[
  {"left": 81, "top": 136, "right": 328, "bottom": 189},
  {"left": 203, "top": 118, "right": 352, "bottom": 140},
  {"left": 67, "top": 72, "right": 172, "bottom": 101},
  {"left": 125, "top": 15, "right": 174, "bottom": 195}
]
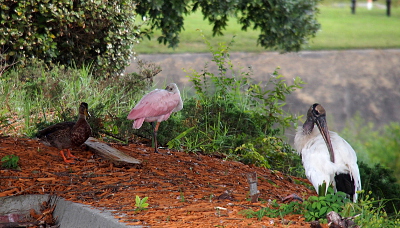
[
  {"left": 340, "top": 117, "right": 400, "bottom": 215},
  {"left": 239, "top": 187, "right": 349, "bottom": 223},
  {"left": 341, "top": 117, "right": 400, "bottom": 182},
  {"left": 239, "top": 189, "right": 400, "bottom": 226},
  {"left": 234, "top": 136, "right": 304, "bottom": 177},
  {"left": 239, "top": 200, "right": 303, "bottom": 221},
  {"left": 342, "top": 191, "right": 400, "bottom": 228},
  {"left": 1, "top": 0, "right": 141, "bottom": 77},
  {"left": 161, "top": 34, "right": 304, "bottom": 163},
  {"left": 358, "top": 161, "right": 400, "bottom": 216},
  {"left": 303, "top": 188, "right": 350, "bottom": 222}
]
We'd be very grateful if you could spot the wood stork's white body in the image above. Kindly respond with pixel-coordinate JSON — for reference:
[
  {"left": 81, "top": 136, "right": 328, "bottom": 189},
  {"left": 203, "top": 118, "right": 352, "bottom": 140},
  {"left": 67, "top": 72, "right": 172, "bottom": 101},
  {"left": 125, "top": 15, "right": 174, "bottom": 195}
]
[{"left": 294, "top": 125, "right": 362, "bottom": 202}]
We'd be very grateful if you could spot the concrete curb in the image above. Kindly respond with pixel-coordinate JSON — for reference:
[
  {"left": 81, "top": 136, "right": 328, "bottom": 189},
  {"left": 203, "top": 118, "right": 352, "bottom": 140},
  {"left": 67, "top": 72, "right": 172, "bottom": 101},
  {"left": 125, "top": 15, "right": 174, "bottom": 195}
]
[{"left": 0, "top": 195, "right": 143, "bottom": 228}]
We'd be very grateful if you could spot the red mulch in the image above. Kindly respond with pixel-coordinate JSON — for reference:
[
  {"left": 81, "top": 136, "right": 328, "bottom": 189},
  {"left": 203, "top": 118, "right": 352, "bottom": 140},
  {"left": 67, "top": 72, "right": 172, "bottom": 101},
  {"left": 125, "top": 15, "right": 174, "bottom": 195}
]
[{"left": 0, "top": 136, "right": 326, "bottom": 228}]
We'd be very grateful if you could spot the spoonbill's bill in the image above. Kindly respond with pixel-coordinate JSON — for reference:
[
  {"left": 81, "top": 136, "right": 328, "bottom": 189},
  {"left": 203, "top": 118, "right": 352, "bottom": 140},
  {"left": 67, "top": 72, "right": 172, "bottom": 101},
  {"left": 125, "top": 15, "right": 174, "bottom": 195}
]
[
  {"left": 294, "top": 103, "right": 361, "bottom": 202},
  {"left": 127, "top": 83, "right": 183, "bottom": 153}
]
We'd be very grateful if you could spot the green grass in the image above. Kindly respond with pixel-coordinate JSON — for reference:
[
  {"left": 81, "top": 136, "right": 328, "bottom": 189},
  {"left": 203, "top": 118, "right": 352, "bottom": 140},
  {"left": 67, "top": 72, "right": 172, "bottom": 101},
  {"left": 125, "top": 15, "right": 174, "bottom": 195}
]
[
  {"left": 0, "top": 60, "right": 154, "bottom": 138},
  {"left": 134, "top": 5, "right": 400, "bottom": 54},
  {"left": 313, "top": 5, "right": 400, "bottom": 50}
]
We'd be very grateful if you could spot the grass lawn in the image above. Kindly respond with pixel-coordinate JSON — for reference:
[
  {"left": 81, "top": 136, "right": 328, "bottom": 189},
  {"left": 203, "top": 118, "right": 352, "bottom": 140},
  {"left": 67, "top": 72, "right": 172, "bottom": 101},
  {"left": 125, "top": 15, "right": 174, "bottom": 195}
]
[{"left": 134, "top": 4, "right": 400, "bottom": 54}]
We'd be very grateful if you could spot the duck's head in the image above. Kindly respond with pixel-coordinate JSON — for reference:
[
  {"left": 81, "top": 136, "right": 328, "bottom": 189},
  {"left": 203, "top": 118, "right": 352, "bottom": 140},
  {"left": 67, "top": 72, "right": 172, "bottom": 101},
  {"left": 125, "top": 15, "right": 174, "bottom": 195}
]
[{"left": 79, "top": 102, "right": 90, "bottom": 119}]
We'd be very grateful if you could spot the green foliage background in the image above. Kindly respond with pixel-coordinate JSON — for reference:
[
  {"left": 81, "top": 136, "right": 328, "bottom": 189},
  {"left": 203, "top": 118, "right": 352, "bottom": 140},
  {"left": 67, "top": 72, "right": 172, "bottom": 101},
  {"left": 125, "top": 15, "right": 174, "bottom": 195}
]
[
  {"left": 135, "top": 0, "right": 321, "bottom": 52},
  {"left": 1, "top": 0, "right": 140, "bottom": 77}
]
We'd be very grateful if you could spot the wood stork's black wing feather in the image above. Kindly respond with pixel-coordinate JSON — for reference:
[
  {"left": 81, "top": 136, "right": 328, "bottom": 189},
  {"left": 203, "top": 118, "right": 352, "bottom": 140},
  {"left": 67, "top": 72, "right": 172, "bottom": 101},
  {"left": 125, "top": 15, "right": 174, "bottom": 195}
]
[{"left": 334, "top": 173, "right": 355, "bottom": 201}]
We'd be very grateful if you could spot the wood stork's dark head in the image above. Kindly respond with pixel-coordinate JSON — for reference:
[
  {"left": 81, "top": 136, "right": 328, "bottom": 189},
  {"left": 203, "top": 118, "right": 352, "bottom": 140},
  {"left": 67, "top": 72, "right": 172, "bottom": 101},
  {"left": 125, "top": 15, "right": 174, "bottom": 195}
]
[{"left": 304, "top": 103, "right": 335, "bottom": 162}]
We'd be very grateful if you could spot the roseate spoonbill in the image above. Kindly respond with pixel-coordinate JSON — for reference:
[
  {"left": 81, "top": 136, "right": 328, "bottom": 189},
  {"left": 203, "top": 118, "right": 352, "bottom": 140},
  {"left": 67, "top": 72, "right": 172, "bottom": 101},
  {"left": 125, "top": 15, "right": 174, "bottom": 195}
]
[
  {"left": 294, "top": 103, "right": 361, "bottom": 202},
  {"left": 38, "top": 102, "right": 92, "bottom": 163},
  {"left": 127, "top": 83, "right": 183, "bottom": 153}
]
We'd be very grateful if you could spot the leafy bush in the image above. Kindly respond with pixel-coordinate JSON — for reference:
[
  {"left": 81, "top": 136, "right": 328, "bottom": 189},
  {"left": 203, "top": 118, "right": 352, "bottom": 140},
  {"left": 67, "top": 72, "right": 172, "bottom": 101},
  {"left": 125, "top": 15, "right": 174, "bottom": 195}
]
[
  {"left": 340, "top": 117, "right": 400, "bottom": 215},
  {"left": 303, "top": 188, "right": 350, "bottom": 222},
  {"left": 159, "top": 34, "right": 304, "bottom": 170},
  {"left": 358, "top": 161, "right": 400, "bottom": 216},
  {"left": 240, "top": 189, "right": 400, "bottom": 226},
  {"left": 234, "top": 136, "right": 304, "bottom": 177},
  {"left": 239, "top": 187, "right": 349, "bottom": 223},
  {"left": 340, "top": 191, "right": 400, "bottom": 228},
  {"left": 1, "top": 0, "right": 141, "bottom": 77}
]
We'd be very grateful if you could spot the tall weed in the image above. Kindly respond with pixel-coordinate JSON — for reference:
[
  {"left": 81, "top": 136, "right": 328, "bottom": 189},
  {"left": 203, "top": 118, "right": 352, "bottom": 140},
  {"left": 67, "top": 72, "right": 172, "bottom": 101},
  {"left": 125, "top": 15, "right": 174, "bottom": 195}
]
[
  {"left": 0, "top": 59, "right": 155, "bottom": 138},
  {"left": 340, "top": 116, "right": 400, "bottom": 216},
  {"left": 161, "top": 33, "right": 305, "bottom": 174},
  {"left": 345, "top": 191, "right": 400, "bottom": 227}
]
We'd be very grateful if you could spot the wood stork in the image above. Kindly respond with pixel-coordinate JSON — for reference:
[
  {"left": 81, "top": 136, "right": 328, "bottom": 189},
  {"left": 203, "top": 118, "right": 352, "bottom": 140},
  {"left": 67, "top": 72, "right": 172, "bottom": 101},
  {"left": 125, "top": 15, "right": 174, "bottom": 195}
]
[{"left": 294, "top": 103, "right": 361, "bottom": 202}]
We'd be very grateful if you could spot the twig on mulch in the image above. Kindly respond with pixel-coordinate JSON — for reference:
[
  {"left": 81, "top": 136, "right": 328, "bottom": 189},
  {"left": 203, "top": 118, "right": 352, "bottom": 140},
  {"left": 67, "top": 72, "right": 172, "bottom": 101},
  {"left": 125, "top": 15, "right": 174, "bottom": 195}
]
[
  {"left": 99, "top": 130, "right": 127, "bottom": 144},
  {"left": 0, "top": 176, "right": 34, "bottom": 179},
  {"left": 11, "top": 183, "right": 40, "bottom": 197}
]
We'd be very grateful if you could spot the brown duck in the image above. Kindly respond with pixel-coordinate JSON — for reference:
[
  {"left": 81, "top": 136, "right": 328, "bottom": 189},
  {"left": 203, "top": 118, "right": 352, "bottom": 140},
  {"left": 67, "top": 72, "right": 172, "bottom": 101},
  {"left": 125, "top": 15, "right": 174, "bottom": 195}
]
[{"left": 38, "top": 102, "right": 92, "bottom": 163}]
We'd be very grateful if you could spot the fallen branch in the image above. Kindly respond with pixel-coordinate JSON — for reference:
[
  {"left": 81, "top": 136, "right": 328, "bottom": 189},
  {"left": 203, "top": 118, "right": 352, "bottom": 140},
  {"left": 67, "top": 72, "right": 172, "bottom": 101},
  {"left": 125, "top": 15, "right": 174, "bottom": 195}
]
[
  {"left": 0, "top": 176, "right": 34, "bottom": 179},
  {"left": 84, "top": 137, "right": 141, "bottom": 167},
  {"left": 12, "top": 183, "right": 40, "bottom": 197},
  {"left": 99, "top": 130, "right": 128, "bottom": 144}
]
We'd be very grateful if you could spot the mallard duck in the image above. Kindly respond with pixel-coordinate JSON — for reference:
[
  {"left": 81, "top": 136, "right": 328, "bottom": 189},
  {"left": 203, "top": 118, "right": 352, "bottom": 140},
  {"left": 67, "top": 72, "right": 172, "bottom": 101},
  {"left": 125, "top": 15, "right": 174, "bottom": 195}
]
[{"left": 38, "top": 102, "right": 92, "bottom": 163}]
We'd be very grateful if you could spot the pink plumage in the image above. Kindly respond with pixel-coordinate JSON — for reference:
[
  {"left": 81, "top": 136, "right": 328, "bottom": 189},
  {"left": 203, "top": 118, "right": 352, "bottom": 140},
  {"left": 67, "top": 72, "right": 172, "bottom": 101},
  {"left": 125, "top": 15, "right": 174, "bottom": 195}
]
[
  {"left": 127, "top": 83, "right": 183, "bottom": 129},
  {"left": 127, "top": 83, "right": 183, "bottom": 153}
]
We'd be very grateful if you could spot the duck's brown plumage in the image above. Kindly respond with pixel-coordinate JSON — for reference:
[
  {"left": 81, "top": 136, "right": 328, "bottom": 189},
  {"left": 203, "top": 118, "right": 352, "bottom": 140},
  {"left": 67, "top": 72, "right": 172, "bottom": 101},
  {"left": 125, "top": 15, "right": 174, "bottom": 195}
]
[{"left": 38, "top": 102, "right": 92, "bottom": 163}]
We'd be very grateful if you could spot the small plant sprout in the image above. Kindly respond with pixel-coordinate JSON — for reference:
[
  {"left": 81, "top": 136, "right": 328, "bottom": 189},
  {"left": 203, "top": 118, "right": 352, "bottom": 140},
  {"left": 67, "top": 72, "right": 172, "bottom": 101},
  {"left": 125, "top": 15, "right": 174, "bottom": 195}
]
[
  {"left": 135, "top": 195, "right": 149, "bottom": 211},
  {"left": 179, "top": 189, "right": 185, "bottom": 202},
  {"left": 209, "top": 194, "right": 214, "bottom": 203},
  {"left": 1, "top": 154, "right": 20, "bottom": 170}
]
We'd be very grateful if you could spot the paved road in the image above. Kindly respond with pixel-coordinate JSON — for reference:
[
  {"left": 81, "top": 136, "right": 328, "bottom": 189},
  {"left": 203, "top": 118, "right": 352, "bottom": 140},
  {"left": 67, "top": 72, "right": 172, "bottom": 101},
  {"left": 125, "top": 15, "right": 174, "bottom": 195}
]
[{"left": 126, "top": 49, "right": 400, "bottom": 132}]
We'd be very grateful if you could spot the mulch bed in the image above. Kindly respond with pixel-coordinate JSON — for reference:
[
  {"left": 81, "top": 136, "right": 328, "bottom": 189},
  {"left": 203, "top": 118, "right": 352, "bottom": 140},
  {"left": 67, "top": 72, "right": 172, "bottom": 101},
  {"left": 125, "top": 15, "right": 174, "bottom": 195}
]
[{"left": 0, "top": 136, "right": 324, "bottom": 228}]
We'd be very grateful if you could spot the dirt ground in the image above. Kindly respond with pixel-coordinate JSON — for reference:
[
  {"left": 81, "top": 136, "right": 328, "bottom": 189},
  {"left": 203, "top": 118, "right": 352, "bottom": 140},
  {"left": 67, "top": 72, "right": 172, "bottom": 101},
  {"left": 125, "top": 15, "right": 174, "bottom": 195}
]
[{"left": 0, "top": 135, "right": 324, "bottom": 228}]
